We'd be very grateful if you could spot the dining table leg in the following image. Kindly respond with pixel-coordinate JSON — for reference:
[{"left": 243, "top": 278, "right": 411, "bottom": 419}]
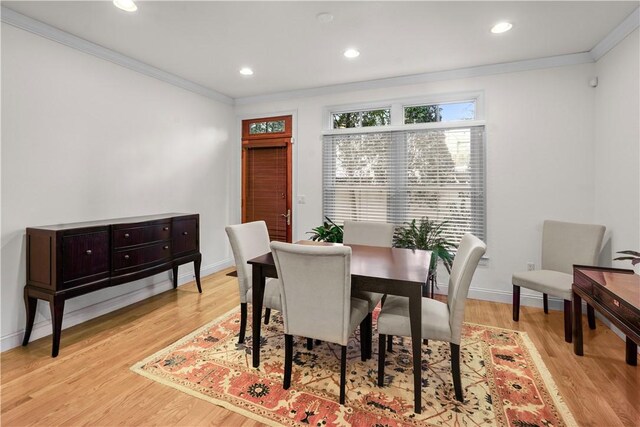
[
  {"left": 252, "top": 264, "right": 265, "bottom": 368},
  {"left": 409, "top": 286, "right": 422, "bottom": 414}
]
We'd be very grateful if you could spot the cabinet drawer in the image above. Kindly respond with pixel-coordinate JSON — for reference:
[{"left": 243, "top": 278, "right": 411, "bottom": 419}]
[
  {"left": 593, "top": 287, "right": 640, "bottom": 334},
  {"left": 114, "top": 242, "right": 171, "bottom": 271},
  {"left": 62, "top": 232, "right": 109, "bottom": 282},
  {"left": 113, "top": 223, "right": 171, "bottom": 248},
  {"left": 172, "top": 219, "right": 198, "bottom": 255}
]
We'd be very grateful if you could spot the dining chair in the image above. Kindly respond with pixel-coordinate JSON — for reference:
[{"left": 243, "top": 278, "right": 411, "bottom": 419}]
[
  {"left": 512, "top": 220, "right": 605, "bottom": 343},
  {"left": 343, "top": 220, "right": 395, "bottom": 359},
  {"left": 377, "top": 233, "right": 486, "bottom": 404},
  {"left": 270, "top": 241, "right": 369, "bottom": 405},
  {"left": 225, "top": 221, "right": 282, "bottom": 344}
]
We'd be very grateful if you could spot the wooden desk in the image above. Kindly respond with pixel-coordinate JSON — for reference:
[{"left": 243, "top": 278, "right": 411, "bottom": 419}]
[
  {"left": 572, "top": 266, "right": 639, "bottom": 365},
  {"left": 247, "top": 241, "right": 431, "bottom": 413}
]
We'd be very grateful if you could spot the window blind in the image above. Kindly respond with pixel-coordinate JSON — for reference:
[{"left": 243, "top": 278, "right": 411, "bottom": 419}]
[{"left": 322, "top": 126, "right": 485, "bottom": 244}]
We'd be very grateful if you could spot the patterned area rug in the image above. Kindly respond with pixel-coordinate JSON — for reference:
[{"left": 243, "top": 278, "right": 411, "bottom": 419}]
[{"left": 132, "top": 307, "right": 576, "bottom": 427}]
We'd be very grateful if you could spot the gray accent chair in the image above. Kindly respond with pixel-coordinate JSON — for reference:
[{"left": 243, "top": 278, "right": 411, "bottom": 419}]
[
  {"left": 342, "top": 220, "right": 395, "bottom": 359},
  {"left": 512, "top": 220, "right": 605, "bottom": 343},
  {"left": 225, "top": 221, "right": 282, "bottom": 343},
  {"left": 270, "top": 241, "right": 369, "bottom": 405},
  {"left": 377, "top": 233, "right": 486, "bottom": 403}
]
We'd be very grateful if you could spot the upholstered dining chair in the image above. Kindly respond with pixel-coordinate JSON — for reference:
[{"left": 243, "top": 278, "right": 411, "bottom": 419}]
[
  {"left": 342, "top": 220, "right": 395, "bottom": 359},
  {"left": 270, "top": 241, "right": 369, "bottom": 405},
  {"left": 377, "top": 233, "right": 486, "bottom": 404},
  {"left": 225, "top": 221, "right": 282, "bottom": 344},
  {"left": 512, "top": 220, "right": 605, "bottom": 343}
]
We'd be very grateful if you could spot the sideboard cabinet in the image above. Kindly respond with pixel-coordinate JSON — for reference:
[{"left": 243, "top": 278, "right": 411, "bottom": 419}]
[{"left": 23, "top": 213, "right": 202, "bottom": 357}]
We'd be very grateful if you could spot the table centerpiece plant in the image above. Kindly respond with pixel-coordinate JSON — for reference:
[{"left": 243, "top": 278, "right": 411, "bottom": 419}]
[{"left": 307, "top": 216, "right": 343, "bottom": 243}]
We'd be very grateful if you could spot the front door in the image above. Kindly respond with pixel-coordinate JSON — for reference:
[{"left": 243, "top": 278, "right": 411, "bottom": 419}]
[{"left": 242, "top": 115, "right": 292, "bottom": 242}]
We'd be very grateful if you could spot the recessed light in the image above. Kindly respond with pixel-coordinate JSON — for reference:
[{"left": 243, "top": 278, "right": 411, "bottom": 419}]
[
  {"left": 316, "top": 12, "right": 334, "bottom": 23},
  {"left": 113, "top": 0, "right": 137, "bottom": 12},
  {"left": 491, "top": 22, "right": 513, "bottom": 34},
  {"left": 239, "top": 67, "right": 254, "bottom": 76},
  {"left": 344, "top": 48, "right": 360, "bottom": 59}
]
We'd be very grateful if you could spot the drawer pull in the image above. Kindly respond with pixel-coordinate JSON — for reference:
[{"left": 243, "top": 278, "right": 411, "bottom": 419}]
[
  {"left": 163, "top": 227, "right": 169, "bottom": 231},
  {"left": 163, "top": 245, "right": 169, "bottom": 250},
  {"left": 86, "top": 250, "right": 92, "bottom": 255},
  {"left": 124, "top": 255, "right": 130, "bottom": 260},
  {"left": 182, "top": 231, "right": 188, "bottom": 236},
  {"left": 614, "top": 299, "right": 620, "bottom": 307},
  {"left": 124, "top": 233, "right": 130, "bottom": 238}
]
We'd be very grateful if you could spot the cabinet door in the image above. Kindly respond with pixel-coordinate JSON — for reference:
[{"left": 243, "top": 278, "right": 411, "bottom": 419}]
[
  {"left": 172, "top": 219, "right": 198, "bottom": 255},
  {"left": 62, "top": 231, "right": 109, "bottom": 282}
]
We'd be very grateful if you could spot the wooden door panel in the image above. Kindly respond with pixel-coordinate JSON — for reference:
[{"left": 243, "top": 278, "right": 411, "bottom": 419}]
[{"left": 242, "top": 115, "right": 292, "bottom": 243}]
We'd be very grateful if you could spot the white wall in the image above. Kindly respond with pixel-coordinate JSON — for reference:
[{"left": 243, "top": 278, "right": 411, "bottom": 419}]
[
  {"left": 235, "top": 63, "right": 599, "bottom": 305},
  {"left": 593, "top": 28, "right": 640, "bottom": 271},
  {"left": 1, "top": 24, "right": 235, "bottom": 350}
]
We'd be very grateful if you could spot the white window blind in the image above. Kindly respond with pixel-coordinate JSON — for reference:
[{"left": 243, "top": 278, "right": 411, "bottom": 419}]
[{"left": 322, "top": 126, "right": 485, "bottom": 244}]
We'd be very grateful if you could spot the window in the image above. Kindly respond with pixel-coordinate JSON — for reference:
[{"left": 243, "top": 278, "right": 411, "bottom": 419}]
[
  {"left": 249, "top": 119, "right": 286, "bottom": 134},
  {"left": 332, "top": 108, "right": 391, "bottom": 129},
  {"left": 323, "top": 97, "right": 485, "bottom": 244},
  {"left": 404, "top": 101, "right": 475, "bottom": 124}
]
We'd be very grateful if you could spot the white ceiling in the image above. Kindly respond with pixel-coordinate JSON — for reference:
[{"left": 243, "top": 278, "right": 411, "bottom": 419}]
[{"left": 3, "top": 1, "right": 638, "bottom": 99}]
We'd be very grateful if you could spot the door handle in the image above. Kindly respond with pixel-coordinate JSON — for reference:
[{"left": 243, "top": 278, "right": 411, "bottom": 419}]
[{"left": 281, "top": 209, "right": 291, "bottom": 226}]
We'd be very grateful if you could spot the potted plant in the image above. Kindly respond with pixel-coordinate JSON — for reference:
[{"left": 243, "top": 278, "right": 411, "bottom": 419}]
[
  {"left": 393, "top": 217, "right": 457, "bottom": 297},
  {"left": 614, "top": 250, "right": 640, "bottom": 266},
  {"left": 307, "top": 216, "right": 343, "bottom": 243}
]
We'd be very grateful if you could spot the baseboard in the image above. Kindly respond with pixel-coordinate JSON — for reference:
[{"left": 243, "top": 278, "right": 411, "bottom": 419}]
[{"left": 0, "top": 258, "right": 234, "bottom": 352}]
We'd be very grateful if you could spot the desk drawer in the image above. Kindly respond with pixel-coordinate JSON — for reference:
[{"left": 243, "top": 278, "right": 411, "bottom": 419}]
[
  {"left": 593, "top": 287, "right": 640, "bottom": 334},
  {"left": 113, "top": 223, "right": 171, "bottom": 248},
  {"left": 114, "top": 242, "right": 171, "bottom": 271}
]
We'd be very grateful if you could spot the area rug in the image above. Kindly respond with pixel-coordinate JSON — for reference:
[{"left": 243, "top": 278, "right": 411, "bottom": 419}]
[{"left": 131, "top": 307, "right": 577, "bottom": 427}]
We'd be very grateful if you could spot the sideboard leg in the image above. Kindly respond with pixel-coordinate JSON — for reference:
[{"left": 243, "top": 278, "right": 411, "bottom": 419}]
[
  {"left": 194, "top": 255, "right": 202, "bottom": 293},
  {"left": 626, "top": 337, "right": 637, "bottom": 366},
  {"left": 49, "top": 296, "right": 65, "bottom": 358},
  {"left": 22, "top": 289, "right": 37, "bottom": 346},
  {"left": 172, "top": 265, "right": 179, "bottom": 289}
]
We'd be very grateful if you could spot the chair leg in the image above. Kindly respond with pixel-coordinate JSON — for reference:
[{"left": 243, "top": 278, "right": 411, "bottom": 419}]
[
  {"left": 360, "top": 319, "right": 367, "bottom": 361},
  {"left": 264, "top": 308, "right": 271, "bottom": 325},
  {"left": 339, "top": 345, "right": 347, "bottom": 404},
  {"left": 587, "top": 304, "right": 596, "bottom": 330},
  {"left": 543, "top": 293, "right": 549, "bottom": 314},
  {"left": 365, "top": 313, "right": 373, "bottom": 360},
  {"left": 450, "top": 343, "right": 463, "bottom": 402},
  {"left": 423, "top": 339, "right": 428, "bottom": 346},
  {"left": 378, "top": 334, "right": 386, "bottom": 387},
  {"left": 239, "top": 303, "right": 247, "bottom": 343},
  {"left": 564, "top": 300, "right": 572, "bottom": 343},
  {"left": 283, "top": 334, "right": 293, "bottom": 389},
  {"left": 387, "top": 335, "right": 393, "bottom": 352},
  {"left": 306, "top": 338, "right": 313, "bottom": 350},
  {"left": 512, "top": 285, "right": 520, "bottom": 321}
]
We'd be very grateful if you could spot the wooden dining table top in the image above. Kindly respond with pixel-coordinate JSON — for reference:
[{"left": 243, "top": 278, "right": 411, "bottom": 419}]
[{"left": 248, "top": 240, "right": 431, "bottom": 285}]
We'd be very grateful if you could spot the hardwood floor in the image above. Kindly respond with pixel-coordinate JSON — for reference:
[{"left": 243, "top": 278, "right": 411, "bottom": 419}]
[{"left": 2, "top": 268, "right": 638, "bottom": 426}]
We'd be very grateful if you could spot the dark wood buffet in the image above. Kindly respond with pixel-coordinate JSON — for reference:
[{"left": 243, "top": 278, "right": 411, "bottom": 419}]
[{"left": 22, "top": 213, "right": 202, "bottom": 357}]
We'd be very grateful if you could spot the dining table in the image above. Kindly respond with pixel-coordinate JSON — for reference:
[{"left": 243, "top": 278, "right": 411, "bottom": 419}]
[{"left": 247, "top": 240, "right": 431, "bottom": 413}]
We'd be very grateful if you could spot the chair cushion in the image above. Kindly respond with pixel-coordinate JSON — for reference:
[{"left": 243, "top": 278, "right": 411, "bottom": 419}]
[
  {"left": 352, "top": 290, "right": 384, "bottom": 312},
  {"left": 512, "top": 270, "right": 572, "bottom": 300},
  {"left": 349, "top": 297, "right": 370, "bottom": 336},
  {"left": 247, "top": 278, "right": 282, "bottom": 311},
  {"left": 377, "top": 295, "right": 452, "bottom": 343}
]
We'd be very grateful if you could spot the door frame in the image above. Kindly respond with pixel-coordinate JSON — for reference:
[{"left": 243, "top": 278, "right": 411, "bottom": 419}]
[{"left": 240, "top": 114, "right": 294, "bottom": 242}]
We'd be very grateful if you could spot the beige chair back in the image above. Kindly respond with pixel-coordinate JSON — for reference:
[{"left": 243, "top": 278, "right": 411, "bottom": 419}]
[
  {"left": 343, "top": 220, "right": 395, "bottom": 247},
  {"left": 541, "top": 220, "right": 605, "bottom": 274},
  {"left": 270, "top": 242, "right": 353, "bottom": 345},
  {"left": 447, "top": 233, "right": 487, "bottom": 344},
  {"left": 225, "top": 221, "right": 270, "bottom": 303}
]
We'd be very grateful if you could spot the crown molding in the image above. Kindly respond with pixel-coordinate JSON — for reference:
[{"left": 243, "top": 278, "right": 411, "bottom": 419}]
[
  {"left": 0, "top": 6, "right": 233, "bottom": 105},
  {"left": 234, "top": 52, "right": 594, "bottom": 105},
  {"left": 591, "top": 7, "right": 639, "bottom": 61}
]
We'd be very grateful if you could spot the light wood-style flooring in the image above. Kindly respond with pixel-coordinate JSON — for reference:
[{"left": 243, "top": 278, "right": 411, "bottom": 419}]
[{"left": 2, "top": 269, "right": 638, "bottom": 426}]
